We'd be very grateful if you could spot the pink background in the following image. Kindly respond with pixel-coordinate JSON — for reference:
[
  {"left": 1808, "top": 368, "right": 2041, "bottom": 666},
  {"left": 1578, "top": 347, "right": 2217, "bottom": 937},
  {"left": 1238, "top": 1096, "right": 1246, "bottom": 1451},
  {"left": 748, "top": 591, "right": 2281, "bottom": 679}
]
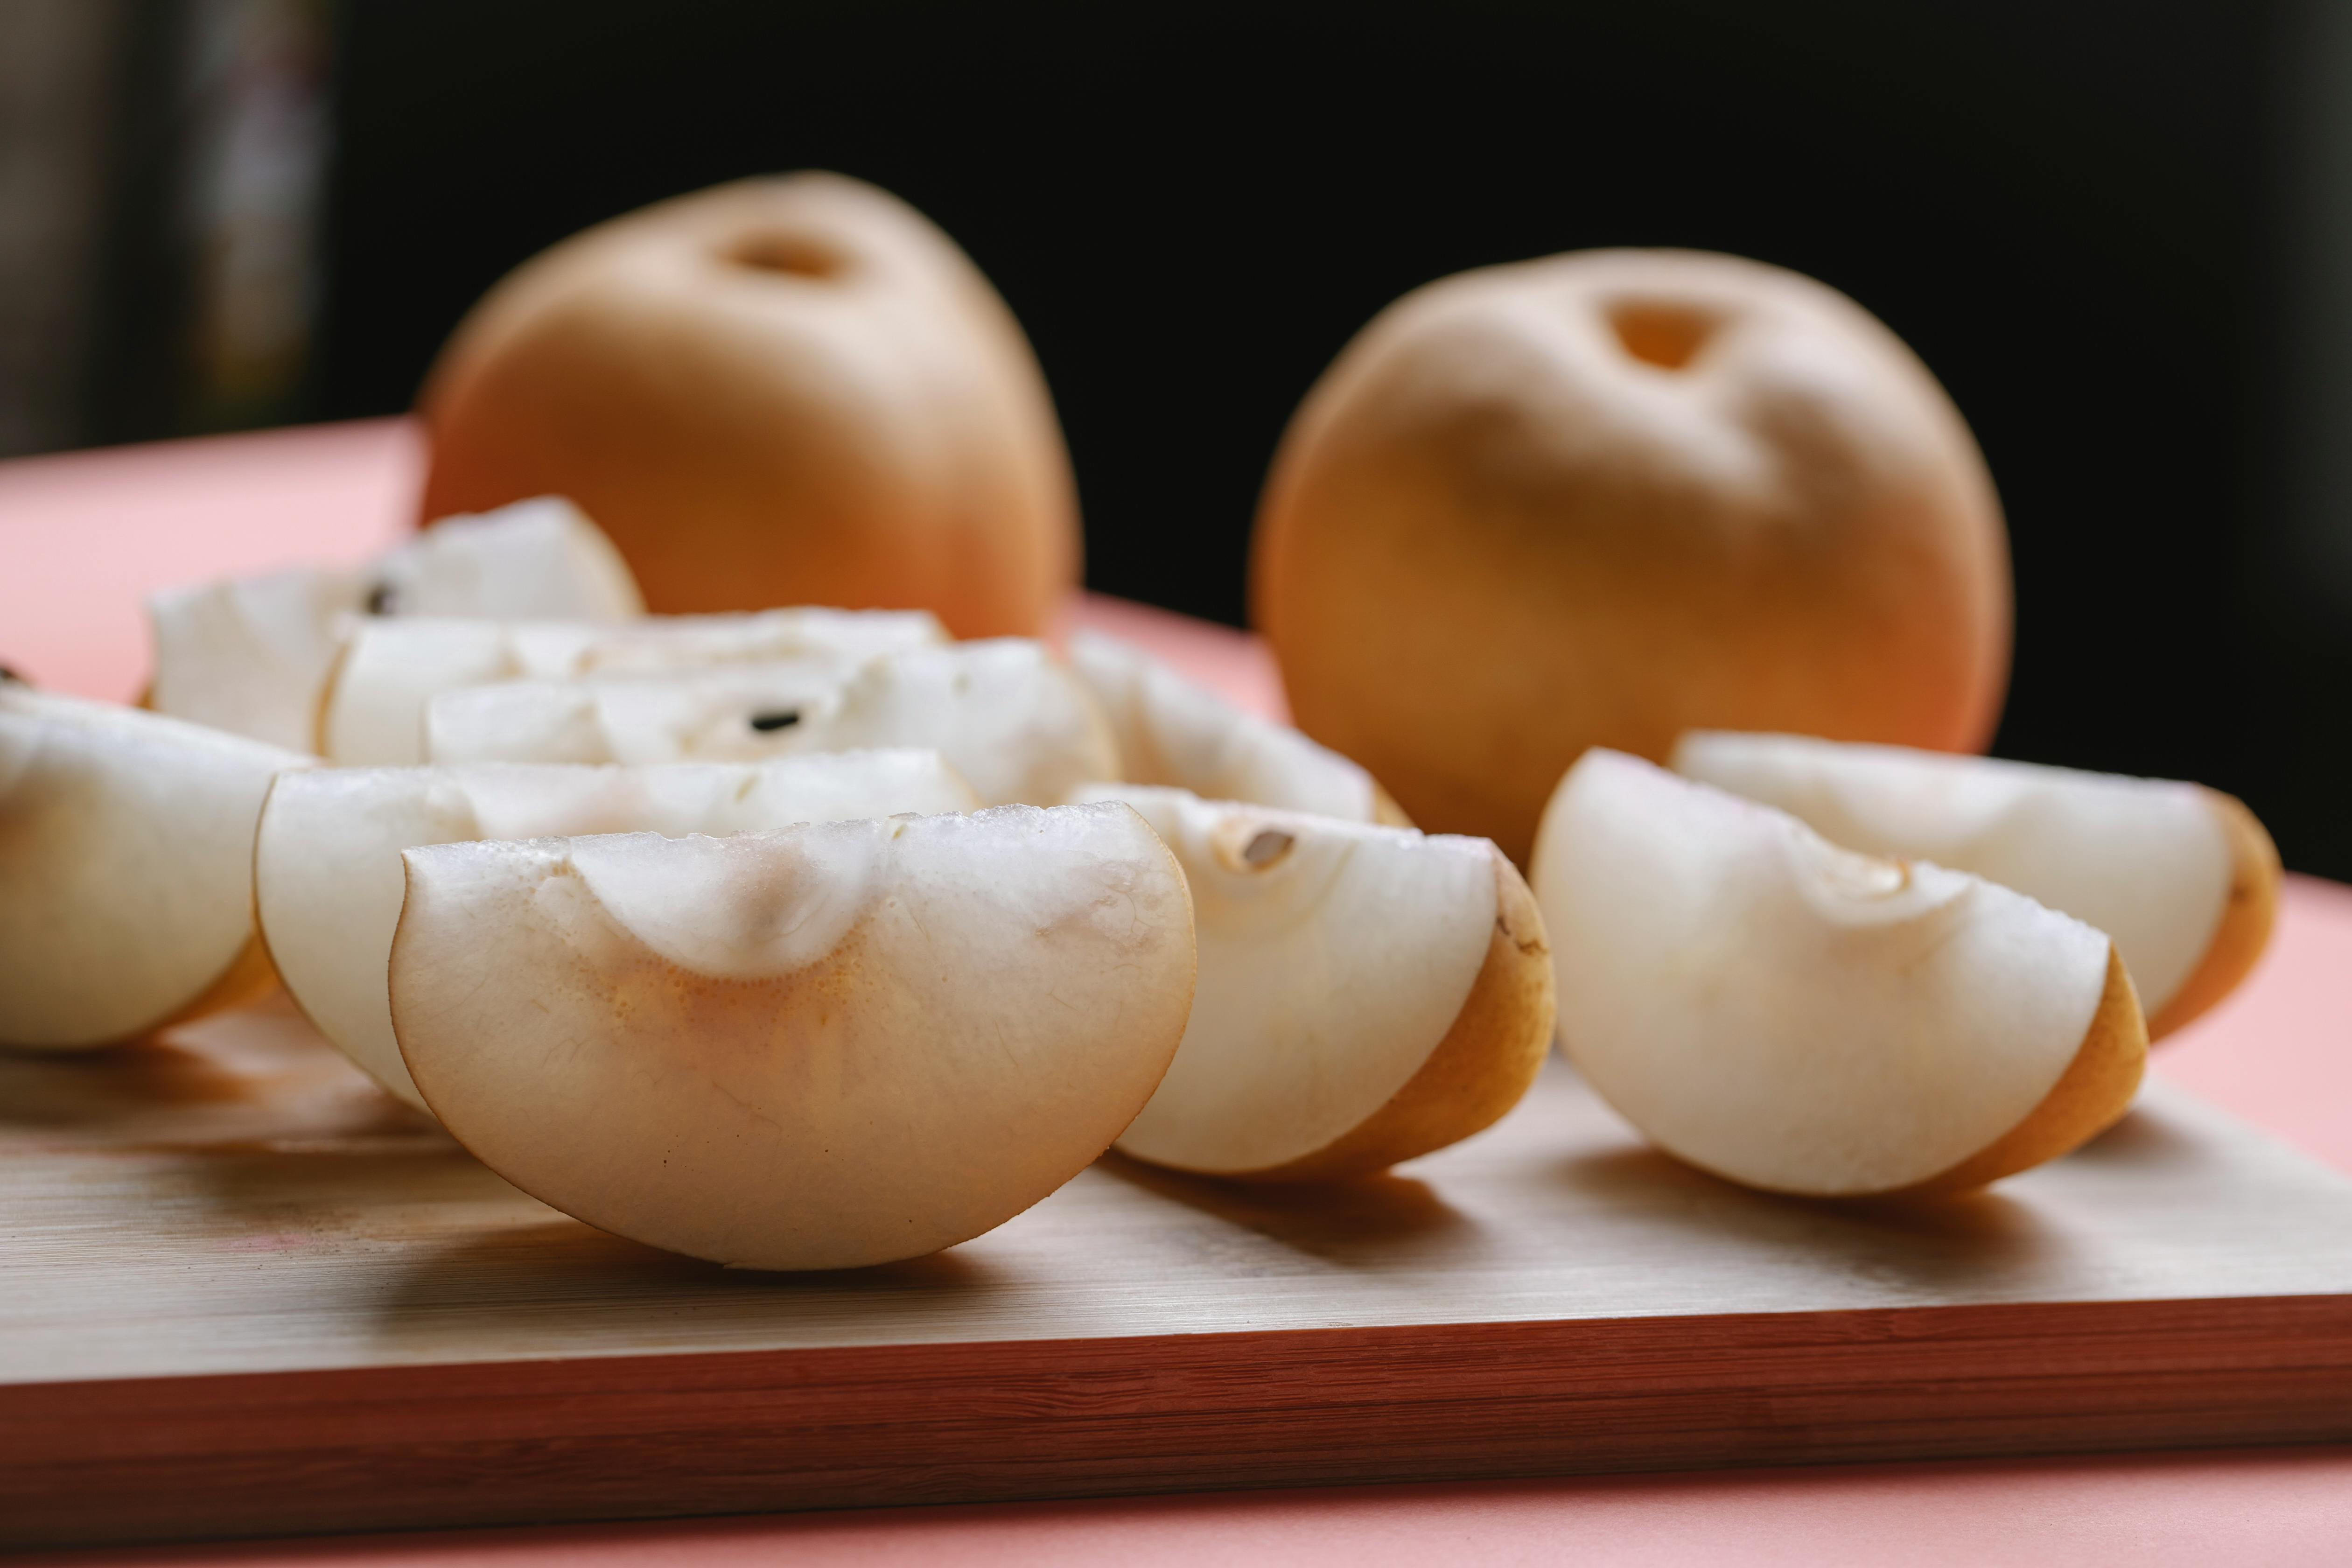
[{"left": 4, "top": 420, "right": 2348, "bottom": 1564}]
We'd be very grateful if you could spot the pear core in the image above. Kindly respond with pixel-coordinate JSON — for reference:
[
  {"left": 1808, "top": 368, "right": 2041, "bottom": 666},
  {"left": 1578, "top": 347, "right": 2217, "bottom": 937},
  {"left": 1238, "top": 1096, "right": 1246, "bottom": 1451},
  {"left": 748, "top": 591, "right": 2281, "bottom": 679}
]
[
  {"left": 321, "top": 607, "right": 945, "bottom": 765},
  {"left": 1532, "top": 749, "right": 2145, "bottom": 1197},
  {"left": 149, "top": 496, "right": 643, "bottom": 751},
  {"left": 255, "top": 751, "right": 980, "bottom": 1109},
  {"left": 422, "top": 638, "right": 1115, "bottom": 807},
  {"left": 1671, "top": 731, "right": 2280, "bottom": 1036},
  {"left": 388, "top": 803, "right": 1196, "bottom": 1269},
  {"left": 0, "top": 688, "right": 307, "bottom": 1049},
  {"left": 1067, "top": 631, "right": 1406, "bottom": 824},
  {"left": 1076, "top": 784, "right": 1552, "bottom": 1179}
]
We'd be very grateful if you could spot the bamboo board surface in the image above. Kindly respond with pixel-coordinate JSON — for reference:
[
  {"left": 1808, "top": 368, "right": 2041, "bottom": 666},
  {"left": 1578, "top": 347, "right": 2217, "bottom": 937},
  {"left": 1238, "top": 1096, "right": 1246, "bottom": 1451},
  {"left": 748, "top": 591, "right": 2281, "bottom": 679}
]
[{"left": 7, "top": 997, "right": 2352, "bottom": 1547}]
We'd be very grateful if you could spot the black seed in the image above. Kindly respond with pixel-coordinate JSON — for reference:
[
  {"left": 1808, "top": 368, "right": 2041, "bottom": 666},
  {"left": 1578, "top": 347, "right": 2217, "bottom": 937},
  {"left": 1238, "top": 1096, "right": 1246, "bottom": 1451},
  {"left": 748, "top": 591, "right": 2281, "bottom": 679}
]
[
  {"left": 364, "top": 582, "right": 398, "bottom": 615},
  {"left": 0, "top": 664, "right": 21, "bottom": 684},
  {"left": 749, "top": 709, "right": 801, "bottom": 733}
]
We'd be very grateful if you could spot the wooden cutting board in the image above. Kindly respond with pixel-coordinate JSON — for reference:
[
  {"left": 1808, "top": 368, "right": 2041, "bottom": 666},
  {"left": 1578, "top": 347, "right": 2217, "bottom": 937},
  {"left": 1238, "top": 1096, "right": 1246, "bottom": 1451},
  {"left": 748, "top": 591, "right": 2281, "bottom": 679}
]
[{"left": 5, "top": 997, "right": 2352, "bottom": 1549}]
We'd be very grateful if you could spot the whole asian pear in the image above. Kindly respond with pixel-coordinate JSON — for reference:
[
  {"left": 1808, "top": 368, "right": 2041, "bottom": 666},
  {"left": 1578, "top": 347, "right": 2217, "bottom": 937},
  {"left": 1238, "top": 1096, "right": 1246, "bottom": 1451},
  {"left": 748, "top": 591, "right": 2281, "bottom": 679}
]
[
  {"left": 418, "top": 174, "right": 1078, "bottom": 637},
  {"left": 1252, "top": 249, "right": 2011, "bottom": 864}
]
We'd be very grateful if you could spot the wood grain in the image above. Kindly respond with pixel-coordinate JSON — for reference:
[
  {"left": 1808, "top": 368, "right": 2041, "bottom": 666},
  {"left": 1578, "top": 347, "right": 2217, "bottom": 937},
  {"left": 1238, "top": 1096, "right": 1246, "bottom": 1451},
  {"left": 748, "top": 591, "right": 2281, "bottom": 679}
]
[{"left": 5, "top": 999, "right": 2352, "bottom": 1547}]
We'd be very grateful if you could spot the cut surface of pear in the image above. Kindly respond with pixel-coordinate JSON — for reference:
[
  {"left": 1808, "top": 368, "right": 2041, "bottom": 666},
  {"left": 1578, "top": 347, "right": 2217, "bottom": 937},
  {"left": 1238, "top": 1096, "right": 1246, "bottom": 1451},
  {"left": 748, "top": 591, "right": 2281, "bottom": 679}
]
[
  {"left": 1531, "top": 749, "right": 2146, "bottom": 1197},
  {"left": 389, "top": 804, "right": 1196, "bottom": 1269},
  {"left": 424, "top": 639, "right": 1115, "bottom": 806},
  {"left": 1073, "top": 784, "right": 1552, "bottom": 1179},
  {"left": 0, "top": 686, "right": 307, "bottom": 1050},
  {"left": 1672, "top": 731, "right": 2280, "bottom": 1036},
  {"left": 1068, "top": 631, "right": 1407, "bottom": 824},
  {"left": 382, "top": 497, "right": 643, "bottom": 621},
  {"left": 147, "top": 496, "right": 643, "bottom": 751},
  {"left": 320, "top": 608, "right": 947, "bottom": 765},
  {"left": 147, "top": 567, "right": 369, "bottom": 751},
  {"left": 257, "top": 751, "right": 980, "bottom": 1109}
]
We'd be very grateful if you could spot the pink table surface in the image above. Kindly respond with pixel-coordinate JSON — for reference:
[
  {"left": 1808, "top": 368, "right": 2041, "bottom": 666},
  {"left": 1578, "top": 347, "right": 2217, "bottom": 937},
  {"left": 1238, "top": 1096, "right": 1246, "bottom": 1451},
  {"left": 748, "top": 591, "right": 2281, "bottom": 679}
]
[{"left": 5, "top": 421, "right": 2350, "bottom": 1566}]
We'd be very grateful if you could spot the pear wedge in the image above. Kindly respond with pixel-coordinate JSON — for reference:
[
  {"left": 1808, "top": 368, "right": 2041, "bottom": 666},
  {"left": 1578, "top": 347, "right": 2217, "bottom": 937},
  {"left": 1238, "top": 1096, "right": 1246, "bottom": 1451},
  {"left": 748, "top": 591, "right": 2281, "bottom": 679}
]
[
  {"left": 389, "top": 803, "right": 1196, "bottom": 1269},
  {"left": 1672, "top": 731, "right": 2280, "bottom": 1038},
  {"left": 1068, "top": 631, "right": 1410, "bottom": 825},
  {"left": 256, "top": 750, "right": 980, "bottom": 1108},
  {"left": 0, "top": 686, "right": 307, "bottom": 1049},
  {"left": 320, "top": 607, "right": 946, "bottom": 765},
  {"left": 424, "top": 638, "right": 1115, "bottom": 806},
  {"left": 1532, "top": 749, "right": 2146, "bottom": 1197},
  {"left": 1074, "top": 784, "right": 1552, "bottom": 1180},
  {"left": 148, "top": 496, "right": 643, "bottom": 751},
  {"left": 376, "top": 497, "right": 642, "bottom": 621},
  {"left": 145, "top": 567, "right": 370, "bottom": 750}
]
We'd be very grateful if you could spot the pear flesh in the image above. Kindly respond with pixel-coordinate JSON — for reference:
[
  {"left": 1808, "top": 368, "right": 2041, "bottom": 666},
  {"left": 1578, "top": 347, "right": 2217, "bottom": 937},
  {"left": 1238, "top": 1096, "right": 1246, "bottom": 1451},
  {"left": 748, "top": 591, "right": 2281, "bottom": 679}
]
[
  {"left": 1670, "top": 731, "right": 2278, "bottom": 1038},
  {"left": 320, "top": 608, "right": 946, "bottom": 765},
  {"left": 0, "top": 687, "right": 307, "bottom": 1049},
  {"left": 375, "top": 497, "right": 643, "bottom": 621},
  {"left": 1075, "top": 784, "right": 1553, "bottom": 1179},
  {"left": 148, "top": 496, "right": 644, "bottom": 751},
  {"left": 1532, "top": 749, "right": 2146, "bottom": 1197},
  {"left": 388, "top": 804, "right": 1197, "bottom": 1269},
  {"left": 1068, "top": 631, "right": 1405, "bottom": 823},
  {"left": 423, "top": 639, "right": 1116, "bottom": 806},
  {"left": 146, "top": 568, "right": 371, "bottom": 751},
  {"left": 255, "top": 751, "right": 980, "bottom": 1109}
]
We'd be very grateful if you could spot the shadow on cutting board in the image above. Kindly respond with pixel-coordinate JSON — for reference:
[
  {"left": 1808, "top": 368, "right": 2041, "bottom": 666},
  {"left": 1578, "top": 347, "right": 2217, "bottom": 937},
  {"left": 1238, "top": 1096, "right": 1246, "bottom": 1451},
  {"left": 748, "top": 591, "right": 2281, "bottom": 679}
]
[
  {"left": 357, "top": 1214, "right": 1013, "bottom": 1361},
  {"left": 0, "top": 1035, "right": 254, "bottom": 1119},
  {"left": 1094, "top": 1150, "right": 1477, "bottom": 1264},
  {"left": 0, "top": 997, "right": 436, "bottom": 1152},
  {"left": 1547, "top": 1139, "right": 2071, "bottom": 1294},
  {"left": 381, "top": 1213, "right": 997, "bottom": 1298}
]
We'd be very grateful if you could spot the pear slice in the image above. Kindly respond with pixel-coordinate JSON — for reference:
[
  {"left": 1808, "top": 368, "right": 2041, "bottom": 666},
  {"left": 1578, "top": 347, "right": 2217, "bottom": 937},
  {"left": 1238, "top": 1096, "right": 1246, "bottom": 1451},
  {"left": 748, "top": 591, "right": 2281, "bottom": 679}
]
[
  {"left": 1531, "top": 749, "right": 2147, "bottom": 1198},
  {"left": 255, "top": 751, "right": 980, "bottom": 1109},
  {"left": 375, "top": 496, "right": 643, "bottom": 621},
  {"left": 1068, "top": 631, "right": 1411, "bottom": 824},
  {"left": 424, "top": 639, "right": 1116, "bottom": 806},
  {"left": 320, "top": 607, "right": 946, "bottom": 765},
  {"left": 146, "top": 567, "right": 369, "bottom": 750},
  {"left": 0, "top": 686, "right": 308, "bottom": 1050},
  {"left": 148, "top": 496, "right": 644, "bottom": 751},
  {"left": 1072, "top": 784, "right": 1552, "bottom": 1180},
  {"left": 1672, "top": 731, "right": 2281, "bottom": 1038},
  {"left": 389, "top": 804, "right": 1197, "bottom": 1269}
]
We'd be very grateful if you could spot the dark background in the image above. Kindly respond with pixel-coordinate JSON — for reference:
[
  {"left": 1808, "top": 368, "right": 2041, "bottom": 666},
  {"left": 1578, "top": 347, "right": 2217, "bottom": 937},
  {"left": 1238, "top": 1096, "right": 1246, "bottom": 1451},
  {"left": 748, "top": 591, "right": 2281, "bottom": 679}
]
[{"left": 38, "top": 0, "right": 2352, "bottom": 876}]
